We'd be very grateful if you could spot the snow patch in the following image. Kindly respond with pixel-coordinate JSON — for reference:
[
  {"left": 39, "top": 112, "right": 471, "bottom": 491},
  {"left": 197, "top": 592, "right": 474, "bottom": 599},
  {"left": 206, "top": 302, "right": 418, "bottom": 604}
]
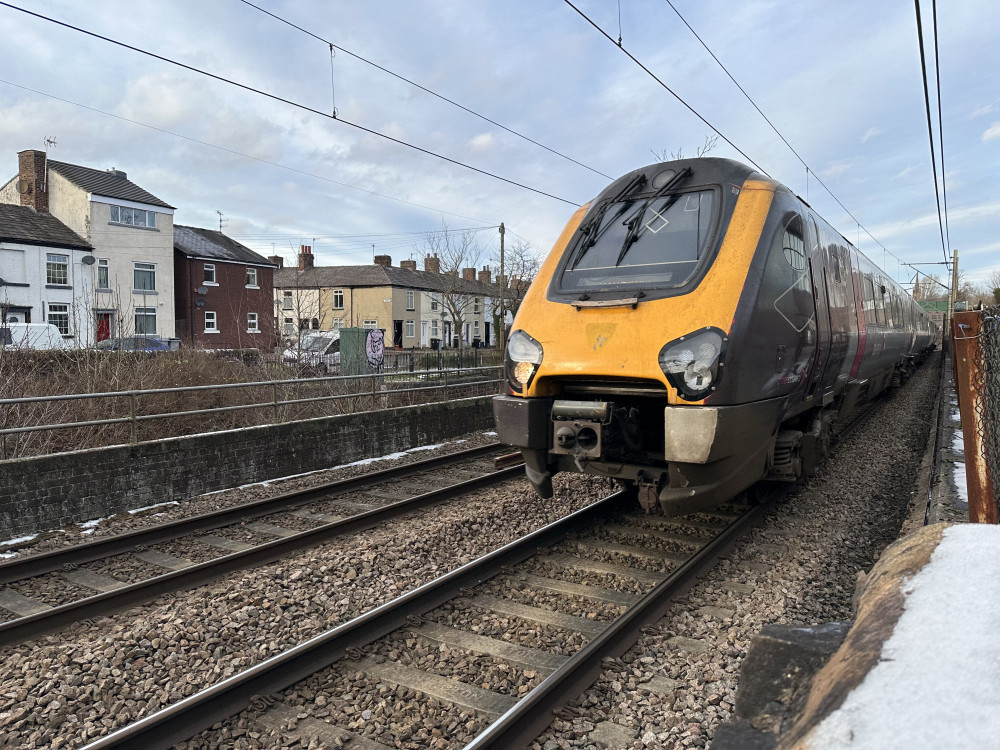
[{"left": 128, "top": 501, "right": 180, "bottom": 515}]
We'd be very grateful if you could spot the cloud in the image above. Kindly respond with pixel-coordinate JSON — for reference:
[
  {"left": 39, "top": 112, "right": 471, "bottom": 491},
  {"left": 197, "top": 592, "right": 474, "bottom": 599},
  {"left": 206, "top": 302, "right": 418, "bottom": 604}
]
[
  {"left": 820, "top": 161, "right": 853, "bottom": 179},
  {"left": 982, "top": 122, "right": 1000, "bottom": 141},
  {"left": 970, "top": 104, "right": 994, "bottom": 118},
  {"left": 468, "top": 133, "right": 495, "bottom": 151},
  {"left": 861, "top": 127, "right": 882, "bottom": 143}
]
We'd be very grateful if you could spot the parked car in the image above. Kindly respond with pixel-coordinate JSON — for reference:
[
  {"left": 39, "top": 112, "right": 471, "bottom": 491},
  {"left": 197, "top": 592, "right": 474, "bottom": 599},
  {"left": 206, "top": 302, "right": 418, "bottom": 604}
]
[
  {"left": 283, "top": 331, "right": 340, "bottom": 371},
  {"left": 95, "top": 336, "right": 177, "bottom": 352},
  {"left": 0, "top": 323, "right": 70, "bottom": 350}
]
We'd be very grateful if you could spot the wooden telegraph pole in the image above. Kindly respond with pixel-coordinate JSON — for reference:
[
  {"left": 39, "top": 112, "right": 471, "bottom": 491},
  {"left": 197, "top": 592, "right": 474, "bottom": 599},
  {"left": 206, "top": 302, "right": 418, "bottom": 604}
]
[{"left": 498, "top": 222, "right": 506, "bottom": 353}]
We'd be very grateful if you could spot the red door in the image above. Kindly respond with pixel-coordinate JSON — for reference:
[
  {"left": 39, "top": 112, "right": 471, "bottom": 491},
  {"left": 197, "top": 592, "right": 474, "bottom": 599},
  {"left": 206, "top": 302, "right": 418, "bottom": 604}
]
[{"left": 96, "top": 312, "right": 112, "bottom": 342}]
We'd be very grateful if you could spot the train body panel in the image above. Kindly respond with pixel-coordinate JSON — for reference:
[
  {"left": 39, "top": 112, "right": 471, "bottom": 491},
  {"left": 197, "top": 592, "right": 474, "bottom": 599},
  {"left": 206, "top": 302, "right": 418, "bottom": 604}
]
[{"left": 495, "top": 158, "right": 937, "bottom": 514}]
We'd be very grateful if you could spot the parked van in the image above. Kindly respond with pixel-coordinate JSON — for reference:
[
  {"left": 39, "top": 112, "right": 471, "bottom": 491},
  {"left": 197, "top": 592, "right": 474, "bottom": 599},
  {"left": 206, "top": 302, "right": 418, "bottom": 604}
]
[
  {"left": 0, "top": 323, "right": 70, "bottom": 350},
  {"left": 283, "top": 331, "right": 340, "bottom": 371}
]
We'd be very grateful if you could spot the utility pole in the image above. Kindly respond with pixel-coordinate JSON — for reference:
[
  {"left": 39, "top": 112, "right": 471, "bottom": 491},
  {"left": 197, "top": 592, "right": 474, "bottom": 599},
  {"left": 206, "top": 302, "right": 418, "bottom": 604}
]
[
  {"left": 498, "top": 222, "right": 506, "bottom": 352},
  {"left": 947, "top": 248, "right": 959, "bottom": 343}
]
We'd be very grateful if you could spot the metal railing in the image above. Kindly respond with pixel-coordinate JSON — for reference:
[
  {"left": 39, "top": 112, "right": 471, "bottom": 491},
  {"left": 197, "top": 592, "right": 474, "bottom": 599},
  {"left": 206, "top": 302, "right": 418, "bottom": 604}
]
[{"left": 0, "top": 366, "right": 504, "bottom": 460}]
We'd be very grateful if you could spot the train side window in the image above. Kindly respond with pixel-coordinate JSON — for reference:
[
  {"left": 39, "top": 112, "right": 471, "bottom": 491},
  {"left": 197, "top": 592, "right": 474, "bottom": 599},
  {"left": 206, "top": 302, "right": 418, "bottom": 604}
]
[
  {"left": 863, "top": 274, "right": 877, "bottom": 326},
  {"left": 874, "top": 279, "right": 886, "bottom": 326},
  {"left": 782, "top": 216, "right": 806, "bottom": 271}
]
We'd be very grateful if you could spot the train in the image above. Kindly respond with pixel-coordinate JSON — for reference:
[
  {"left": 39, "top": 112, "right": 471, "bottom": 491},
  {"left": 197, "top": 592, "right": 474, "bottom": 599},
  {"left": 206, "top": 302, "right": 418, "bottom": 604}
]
[{"left": 493, "top": 157, "right": 937, "bottom": 515}]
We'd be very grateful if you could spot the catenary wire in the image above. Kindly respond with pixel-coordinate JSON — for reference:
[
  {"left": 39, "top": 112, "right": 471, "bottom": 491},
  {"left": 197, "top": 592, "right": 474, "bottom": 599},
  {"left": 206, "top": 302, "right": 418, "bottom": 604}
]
[
  {"left": 659, "top": 0, "right": 914, "bottom": 274},
  {"left": 0, "top": 1, "right": 581, "bottom": 208},
  {"left": 0, "top": 78, "right": 497, "bottom": 227},
  {"left": 237, "top": 0, "right": 613, "bottom": 181},
  {"left": 913, "top": 0, "right": 950, "bottom": 266},
  {"left": 931, "top": 0, "right": 951, "bottom": 253},
  {"left": 561, "top": 0, "right": 766, "bottom": 175}
]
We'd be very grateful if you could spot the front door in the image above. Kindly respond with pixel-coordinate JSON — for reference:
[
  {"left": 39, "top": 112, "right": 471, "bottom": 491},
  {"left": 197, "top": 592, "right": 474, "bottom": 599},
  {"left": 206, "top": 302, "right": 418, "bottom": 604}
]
[{"left": 95, "top": 311, "right": 114, "bottom": 342}]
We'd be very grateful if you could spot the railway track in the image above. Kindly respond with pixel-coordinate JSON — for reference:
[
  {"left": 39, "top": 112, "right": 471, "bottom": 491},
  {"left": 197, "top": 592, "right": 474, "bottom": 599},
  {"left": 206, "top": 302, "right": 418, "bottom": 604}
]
[
  {"left": 79, "top": 490, "right": 769, "bottom": 749},
  {"left": 0, "top": 444, "right": 516, "bottom": 647}
]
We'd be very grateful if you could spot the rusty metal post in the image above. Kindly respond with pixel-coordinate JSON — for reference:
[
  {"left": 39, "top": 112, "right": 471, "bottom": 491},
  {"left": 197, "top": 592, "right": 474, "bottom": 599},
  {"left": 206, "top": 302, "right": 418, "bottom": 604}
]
[{"left": 952, "top": 310, "right": 997, "bottom": 523}]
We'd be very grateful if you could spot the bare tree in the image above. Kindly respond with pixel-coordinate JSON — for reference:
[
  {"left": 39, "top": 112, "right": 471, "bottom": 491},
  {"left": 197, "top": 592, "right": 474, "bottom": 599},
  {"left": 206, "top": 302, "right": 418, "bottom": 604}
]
[
  {"left": 651, "top": 134, "right": 719, "bottom": 163},
  {"left": 490, "top": 238, "right": 541, "bottom": 344},
  {"left": 420, "top": 222, "right": 485, "bottom": 348}
]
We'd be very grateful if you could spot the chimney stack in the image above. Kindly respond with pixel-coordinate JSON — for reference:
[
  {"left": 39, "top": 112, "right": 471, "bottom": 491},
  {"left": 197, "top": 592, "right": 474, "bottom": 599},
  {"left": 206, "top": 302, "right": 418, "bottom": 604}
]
[
  {"left": 462, "top": 267, "right": 475, "bottom": 281},
  {"left": 16, "top": 149, "right": 49, "bottom": 213},
  {"left": 268, "top": 255, "right": 283, "bottom": 268},
  {"left": 424, "top": 254, "right": 440, "bottom": 274},
  {"left": 374, "top": 255, "right": 392, "bottom": 268},
  {"left": 477, "top": 266, "right": 491, "bottom": 284},
  {"left": 298, "top": 245, "right": 314, "bottom": 270},
  {"left": 400, "top": 259, "right": 417, "bottom": 271}
]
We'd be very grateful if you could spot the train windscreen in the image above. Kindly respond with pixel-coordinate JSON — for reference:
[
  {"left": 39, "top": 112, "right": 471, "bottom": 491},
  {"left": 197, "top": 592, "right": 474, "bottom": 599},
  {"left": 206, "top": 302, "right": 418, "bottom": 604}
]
[{"left": 560, "top": 189, "right": 716, "bottom": 292}]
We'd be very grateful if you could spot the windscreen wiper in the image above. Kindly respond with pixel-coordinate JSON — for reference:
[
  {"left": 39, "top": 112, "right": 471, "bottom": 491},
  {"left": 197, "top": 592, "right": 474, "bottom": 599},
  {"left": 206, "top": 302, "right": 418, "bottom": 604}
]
[
  {"left": 571, "top": 173, "right": 647, "bottom": 268},
  {"left": 615, "top": 167, "right": 692, "bottom": 266}
]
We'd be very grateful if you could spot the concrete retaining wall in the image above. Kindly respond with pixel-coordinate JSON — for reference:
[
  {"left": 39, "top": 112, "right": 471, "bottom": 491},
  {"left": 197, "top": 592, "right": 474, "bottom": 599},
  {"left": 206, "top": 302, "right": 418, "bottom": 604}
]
[{"left": 0, "top": 396, "right": 494, "bottom": 540}]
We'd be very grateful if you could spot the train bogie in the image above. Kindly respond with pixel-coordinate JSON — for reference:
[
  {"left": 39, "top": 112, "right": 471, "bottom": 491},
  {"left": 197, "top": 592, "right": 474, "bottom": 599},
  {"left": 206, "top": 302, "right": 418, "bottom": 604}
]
[{"left": 494, "top": 158, "right": 937, "bottom": 515}]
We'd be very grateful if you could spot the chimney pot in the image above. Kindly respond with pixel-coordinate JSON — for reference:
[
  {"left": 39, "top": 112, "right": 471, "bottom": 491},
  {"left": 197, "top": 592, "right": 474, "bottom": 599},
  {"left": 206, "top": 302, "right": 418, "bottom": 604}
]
[
  {"left": 298, "top": 245, "right": 314, "bottom": 270},
  {"left": 374, "top": 255, "right": 392, "bottom": 268},
  {"left": 462, "top": 267, "right": 475, "bottom": 281},
  {"left": 424, "top": 254, "right": 441, "bottom": 274}
]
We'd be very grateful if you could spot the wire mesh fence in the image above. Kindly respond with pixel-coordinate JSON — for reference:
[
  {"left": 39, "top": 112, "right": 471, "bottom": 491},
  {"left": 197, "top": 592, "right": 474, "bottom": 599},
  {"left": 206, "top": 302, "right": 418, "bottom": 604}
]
[{"left": 953, "top": 306, "right": 1000, "bottom": 522}]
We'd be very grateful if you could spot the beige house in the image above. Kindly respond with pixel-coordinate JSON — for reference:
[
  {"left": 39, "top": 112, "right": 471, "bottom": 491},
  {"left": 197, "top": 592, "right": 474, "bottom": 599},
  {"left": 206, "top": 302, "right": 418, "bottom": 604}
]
[
  {"left": 0, "top": 150, "right": 176, "bottom": 342},
  {"left": 273, "top": 247, "right": 496, "bottom": 348}
]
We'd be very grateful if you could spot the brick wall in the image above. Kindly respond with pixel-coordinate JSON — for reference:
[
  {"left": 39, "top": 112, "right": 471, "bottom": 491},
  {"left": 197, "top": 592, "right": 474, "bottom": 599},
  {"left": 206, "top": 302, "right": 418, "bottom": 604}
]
[{"left": 0, "top": 397, "right": 494, "bottom": 539}]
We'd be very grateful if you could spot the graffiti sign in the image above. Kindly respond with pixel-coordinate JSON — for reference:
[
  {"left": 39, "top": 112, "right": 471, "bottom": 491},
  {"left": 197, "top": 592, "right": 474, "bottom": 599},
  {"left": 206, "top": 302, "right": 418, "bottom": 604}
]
[{"left": 365, "top": 328, "right": 385, "bottom": 369}]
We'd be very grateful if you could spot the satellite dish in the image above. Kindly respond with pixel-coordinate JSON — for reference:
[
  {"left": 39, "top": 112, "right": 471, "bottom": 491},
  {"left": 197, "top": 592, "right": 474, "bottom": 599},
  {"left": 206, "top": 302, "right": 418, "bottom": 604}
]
[
  {"left": 81, "top": 255, "right": 96, "bottom": 265},
  {"left": 15, "top": 178, "right": 31, "bottom": 195},
  {"left": 197, "top": 286, "right": 208, "bottom": 295},
  {"left": 195, "top": 299, "right": 207, "bottom": 308}
]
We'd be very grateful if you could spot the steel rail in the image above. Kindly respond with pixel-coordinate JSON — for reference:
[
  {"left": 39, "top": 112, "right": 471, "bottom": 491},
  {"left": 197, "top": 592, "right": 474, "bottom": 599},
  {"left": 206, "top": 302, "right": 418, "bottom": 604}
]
[
  {"left": 464, "top": 501, "right": 766, "bottom": 749},
  {"left": 77, "top": 492, "right": 627, "bottom": 750},
  {"left": 0, "top": 443, "right": 502, "bottom": 584},
  {"left": 0, "top": 463, "right": 522, "bottom": 648}
]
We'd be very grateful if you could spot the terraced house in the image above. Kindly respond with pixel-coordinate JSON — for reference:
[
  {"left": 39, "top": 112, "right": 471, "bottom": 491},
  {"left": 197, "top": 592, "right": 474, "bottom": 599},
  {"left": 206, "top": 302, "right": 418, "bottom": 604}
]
[{"left": 0, "top": 149, "right": 176, "bottom": 344}]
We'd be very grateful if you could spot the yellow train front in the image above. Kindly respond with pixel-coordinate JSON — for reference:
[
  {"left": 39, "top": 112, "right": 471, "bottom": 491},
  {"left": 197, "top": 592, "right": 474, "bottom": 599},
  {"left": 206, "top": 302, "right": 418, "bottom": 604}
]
[{"left": 494, "top": 157, "right": 934, "bottom": 515}]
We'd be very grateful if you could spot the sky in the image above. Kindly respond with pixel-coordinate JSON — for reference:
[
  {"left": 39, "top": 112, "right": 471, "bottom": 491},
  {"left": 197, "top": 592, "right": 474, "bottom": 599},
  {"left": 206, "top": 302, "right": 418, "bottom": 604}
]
[{"left": 0, "top": 0, "right": 997, "bottom": 292}]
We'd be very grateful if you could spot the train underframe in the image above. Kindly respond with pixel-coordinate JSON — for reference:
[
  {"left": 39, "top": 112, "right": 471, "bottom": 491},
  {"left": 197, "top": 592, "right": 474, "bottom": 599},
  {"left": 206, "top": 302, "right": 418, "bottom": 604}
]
[{"left": 493, "top": 359, "right": 919, "bottom": 515}]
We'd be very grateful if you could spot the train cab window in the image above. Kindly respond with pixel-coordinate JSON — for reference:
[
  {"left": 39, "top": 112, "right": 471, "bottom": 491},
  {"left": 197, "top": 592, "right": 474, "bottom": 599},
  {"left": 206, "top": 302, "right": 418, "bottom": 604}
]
[{"left": 560, "top": 188, "right": 717, "bottom": 292}]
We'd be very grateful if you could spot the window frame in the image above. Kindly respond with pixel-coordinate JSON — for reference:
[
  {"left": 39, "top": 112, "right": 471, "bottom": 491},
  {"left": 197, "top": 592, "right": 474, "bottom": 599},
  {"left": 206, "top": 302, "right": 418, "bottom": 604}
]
[
  {"left": 247, "top": 312, "right": 259, "bottom": 333},
  {"left": 204, "top": 263, "right": 217, "bottom": 284},
  {"left": 246, "top": 267, "right": 258, "bottom": 288},
  {"left": 135, "top": 306, "right": 156, "bottom": 335},
  {"left": 133, "top": 262, "right": 156, "bottom": 292},
  {"left": 405, "top": 319, "right": 415, "bottom": 338},
  {"left": 46, "top": 253, "right": 69, "bottom": 285},
  {"left": 406, "top": 290, "right": 415, "bottom": 311},
  {"left": 48, "top": 303, "right": 70, "bottom": 335},
  {"left": 332, "top": 289, "right": 344, "bottom": 309},
  {"left": 204, "top": 311, "right": 218, "bottom": 333},
  {"left": 97, "top": 258, "right": 110, "bottom": 289}
]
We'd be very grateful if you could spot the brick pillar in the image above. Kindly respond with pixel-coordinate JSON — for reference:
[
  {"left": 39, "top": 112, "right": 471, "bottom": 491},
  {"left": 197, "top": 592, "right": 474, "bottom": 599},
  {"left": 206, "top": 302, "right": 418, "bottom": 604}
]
[{"left": 16, "top": 150, "right": 49, "bottom": 212}]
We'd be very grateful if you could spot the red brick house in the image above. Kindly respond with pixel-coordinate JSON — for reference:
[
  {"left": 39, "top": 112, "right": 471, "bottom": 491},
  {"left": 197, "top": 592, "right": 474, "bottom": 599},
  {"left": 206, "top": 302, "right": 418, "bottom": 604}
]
[{"left": 173, "top": 226, "right": 277, "bottom": 350}]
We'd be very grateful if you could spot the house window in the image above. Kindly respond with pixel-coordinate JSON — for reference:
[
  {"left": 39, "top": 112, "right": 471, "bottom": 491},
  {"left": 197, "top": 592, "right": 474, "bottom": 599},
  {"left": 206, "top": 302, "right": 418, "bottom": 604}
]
[
  {"left": 283, "top": 317, "right": 294, "bottom": 335},
  {"left": 430, "top": 294, "right": 439, "bottom": 312},
  {"left": 406, "top": 290, "right": 415, "bottom": 310},
  {"left": 405, "top": 320, "right": 415, "bottom": 338},
  {"left": 204, "top": 263, "right": 216, "bottom": 284},
  {"left": 135, "top": 307, "right": 156, "bottom": 334},
  {"left": 332, "top": 318, "right": 343, "bottom": 330},
  {"left": 46, "top": 253, "right": 69, "bottom": 285},
  {"left": 110, "top": 205, "right": 157, "bottom": 228},
  {"left": 474, "top": 297, "right": 480, "bottom": 314},
  {"left": 431, "top": 320, "right": 439, "bottom": 338},
  {"left": 48, "top": 303, "right": 69, "bottom": 335},
  {"left": 282, "top": 291, "right": 293, "bottom": 310},
  {"left": 247, "top": 312, "right": 259, "bottom": 332},
  {"left": 97, "top": 258, "right": 110, "bottom": 289},
  {"left": 134, "top": 262, "right": 156, "bottom": 291},
  {"left": 333, "top": 289, "right": 344, "bottom": 309},
  {"left": 363, "top": 319, "right": 378, "bottom": 329},
  {"left": 205, "top": 311, "right": 218, "bottom": 332},
  {"left": 474, "top": 320, "right": 480, "bottom": 338},
  {"left": 246, "top": 267, "right": 258, "bottom": 287}
]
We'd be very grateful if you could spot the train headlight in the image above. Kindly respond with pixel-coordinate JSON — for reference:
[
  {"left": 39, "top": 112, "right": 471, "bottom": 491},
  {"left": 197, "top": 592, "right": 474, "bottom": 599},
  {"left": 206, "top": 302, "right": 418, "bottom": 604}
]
[
  {"left": 658, "top": 328, "right": 727, "bottom": 400},
  {"left": 506, "top": 330, "right": 543, "bottom": 392}
]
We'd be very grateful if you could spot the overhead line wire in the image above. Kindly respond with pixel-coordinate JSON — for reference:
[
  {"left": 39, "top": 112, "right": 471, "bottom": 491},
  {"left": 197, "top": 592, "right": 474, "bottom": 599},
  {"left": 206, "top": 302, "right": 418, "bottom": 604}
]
[
  {"left": 0, "top": 1, "right": 580, "bottom": 207},
  {"left": 238, "top": 0, "right": 613, "bottom": 181},
  {"left": 931, "top": 0, "right": 951, "bottom": 253},
  {"left": 913, "top": 0, "right": 950, "bottom": 266},
  {"left": 0, "top": 78, "right": 494, "bottom": 226},
  {"left": 561, "top": 0, "right": 765, "bottom": 175},
  {"left": 660, "top": 0, "right": 911, "bottom": 272}
]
